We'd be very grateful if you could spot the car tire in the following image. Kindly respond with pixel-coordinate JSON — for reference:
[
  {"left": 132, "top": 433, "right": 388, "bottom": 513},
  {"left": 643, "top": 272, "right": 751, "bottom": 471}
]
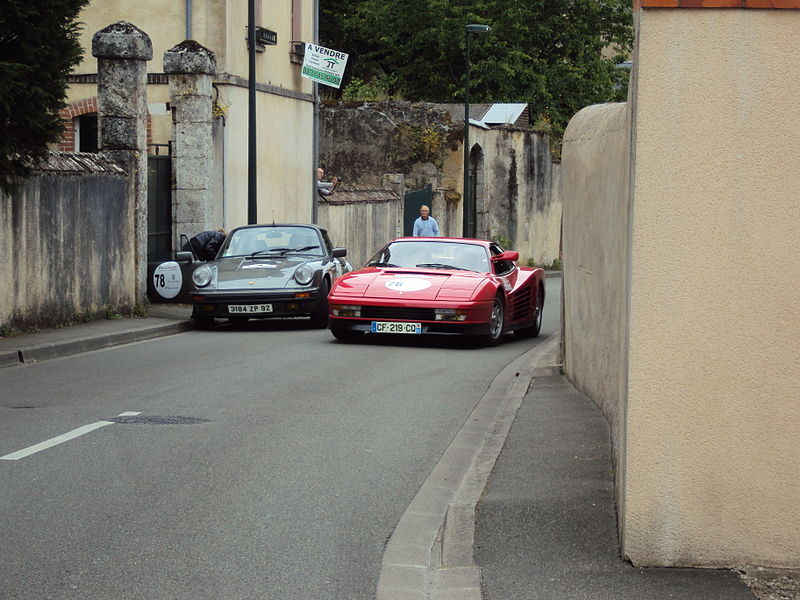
[
  {"left": 514, "top": 283, "right": 544, "bottom": 339},
  {"left": 195, "top": 314, "right": 215, "bottom": 330},
  {"left": 480, "top": 297, "right": 505, "bottom": 347},
  {"left": 330, "top": 322, "right": 362, "bottom": 342},
  {"left": 309, "top": 279, "right": 330, "bottom": 329}
]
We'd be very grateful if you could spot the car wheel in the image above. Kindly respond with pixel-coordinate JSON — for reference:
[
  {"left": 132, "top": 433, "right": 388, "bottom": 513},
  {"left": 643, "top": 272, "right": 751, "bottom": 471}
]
[
  {"left": 514, "top": 283, "right": 544, "bottom": 339},
  {"left": 480, "top": 297, "right": 505, "bottom": 347},
  {"left": 330, "top": 322, "right": 363, "bottom": 342},
  {"left": 309, "top": 279, "right": 330, "bottom": 329},
  {"left": 195, "top": 314, "right": 215, "bottom": 330}
]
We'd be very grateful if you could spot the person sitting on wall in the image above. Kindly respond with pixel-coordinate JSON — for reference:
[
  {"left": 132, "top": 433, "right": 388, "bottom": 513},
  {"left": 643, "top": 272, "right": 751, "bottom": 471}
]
[
  {"left": 317, "top": 167, "right": 341, "bottom": 198},
  {"left": 187, "top": 229, "right": 226, "bottom": 261}
]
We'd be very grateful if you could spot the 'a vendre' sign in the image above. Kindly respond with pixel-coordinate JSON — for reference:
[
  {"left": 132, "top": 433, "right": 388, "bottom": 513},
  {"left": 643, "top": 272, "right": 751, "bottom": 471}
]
[{"left": 301, "top": 43, "right": 349, "bottom": 89}]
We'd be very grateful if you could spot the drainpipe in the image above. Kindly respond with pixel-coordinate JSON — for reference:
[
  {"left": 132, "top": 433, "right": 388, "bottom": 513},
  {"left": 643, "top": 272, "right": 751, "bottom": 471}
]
[
  {"left": 312, "top": 0, "right": 319, "bottom": 223},
  {"left": 185, "top": 0, "right": 192, "bottom": 39}
]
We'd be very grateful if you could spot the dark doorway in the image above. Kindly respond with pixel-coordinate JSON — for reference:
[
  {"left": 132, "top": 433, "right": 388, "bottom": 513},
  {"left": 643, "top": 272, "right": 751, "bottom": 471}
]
[
  {"left": 403, "top": 184, "right": 433, "bottom": 236},
  {"left": 147, "top": 144, "right": 172, "bottom": 262}
]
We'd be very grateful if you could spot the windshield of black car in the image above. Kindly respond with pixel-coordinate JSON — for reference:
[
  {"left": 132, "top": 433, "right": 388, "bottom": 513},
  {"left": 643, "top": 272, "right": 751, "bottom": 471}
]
[
  {"left": 220, "top": 226, "right": 324, "bottom": 258},
  {"left": 366, "top": 241, "right": 490, "bottom": 273}
]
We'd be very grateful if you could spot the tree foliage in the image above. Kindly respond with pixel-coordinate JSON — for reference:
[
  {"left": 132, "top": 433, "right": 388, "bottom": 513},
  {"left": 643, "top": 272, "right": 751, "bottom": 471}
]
[
  {"left": 320, "top": 0, "right": 633, "bottom": 137},
  {"left": 0, "top": 0, "right": 90, "bottom": 191}
]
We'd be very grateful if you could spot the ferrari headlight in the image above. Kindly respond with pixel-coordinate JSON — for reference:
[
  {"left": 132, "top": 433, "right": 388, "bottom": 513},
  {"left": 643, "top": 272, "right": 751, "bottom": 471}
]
[
  {"left": 331, "top": 304, "right": 361, "bottom": 317},
  {"left": 192, "top": 265, "right": 213, "bottom": 288},
  {"left": 294, "top": 264, "right": 314, "bottom": 285},
  {"left": 435, "top": 308, "right": 468, "bottom": 321}
]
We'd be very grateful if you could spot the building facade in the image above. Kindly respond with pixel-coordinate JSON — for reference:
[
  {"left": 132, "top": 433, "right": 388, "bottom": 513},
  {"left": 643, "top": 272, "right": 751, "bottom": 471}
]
[{"left": 63, "top": 0, "right": 316, "bottom": 236}]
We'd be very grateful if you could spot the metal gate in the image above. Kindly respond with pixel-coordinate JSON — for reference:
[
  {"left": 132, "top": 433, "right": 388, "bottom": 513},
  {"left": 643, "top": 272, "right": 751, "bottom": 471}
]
[
  {"left": 147, "top": 144, "right": 172, "bottom": 262},
  {"left": 403, "top": 184, "right": 433, "bottom": 236}
]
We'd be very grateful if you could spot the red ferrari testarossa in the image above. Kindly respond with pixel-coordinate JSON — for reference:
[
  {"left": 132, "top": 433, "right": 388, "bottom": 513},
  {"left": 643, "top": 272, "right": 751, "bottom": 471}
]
[{"left": 327, "top": 237, "right": 544, "bottom": 346}]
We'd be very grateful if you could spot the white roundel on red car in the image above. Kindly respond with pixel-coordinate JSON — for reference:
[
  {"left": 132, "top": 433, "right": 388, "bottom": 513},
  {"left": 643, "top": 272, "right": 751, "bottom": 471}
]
[{"left": 384, "top": 277, "right": 432, "bottom": 292}]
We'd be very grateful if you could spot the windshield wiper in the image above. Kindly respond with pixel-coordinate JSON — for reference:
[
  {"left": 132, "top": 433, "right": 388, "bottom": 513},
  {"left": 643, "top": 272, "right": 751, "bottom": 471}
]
[
  {"left": 369, "top": 261, "right": 400, "bottom": 267},
  {"left": 415, "top": 263, "right": 471, "bottom": 271},
  {"left": 248, "top": 249, "right": 286, "bottom": 258},
  {"left": 284, "top": 245, "right": 320, "bottom": 254}
]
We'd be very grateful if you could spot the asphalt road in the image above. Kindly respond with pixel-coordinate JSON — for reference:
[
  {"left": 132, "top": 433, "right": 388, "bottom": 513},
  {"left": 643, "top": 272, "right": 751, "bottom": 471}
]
[{"left": 0, "top": 277, "right": 561, "bottom": 600}]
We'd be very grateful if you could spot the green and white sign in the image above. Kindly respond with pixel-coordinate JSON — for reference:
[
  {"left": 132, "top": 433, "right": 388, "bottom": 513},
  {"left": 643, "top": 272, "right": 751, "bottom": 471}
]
[{"left": 302, "top": 43, "right": 349, "bottom": 89}]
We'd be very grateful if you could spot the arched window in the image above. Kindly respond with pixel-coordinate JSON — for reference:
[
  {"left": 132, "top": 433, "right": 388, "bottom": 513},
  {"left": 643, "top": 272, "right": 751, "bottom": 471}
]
[{"left": 469, "top": 144, "right": 487, "bottom": 239}]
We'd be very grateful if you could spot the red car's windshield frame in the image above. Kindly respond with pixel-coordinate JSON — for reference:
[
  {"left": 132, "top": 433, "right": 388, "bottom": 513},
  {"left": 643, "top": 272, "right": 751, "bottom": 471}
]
[{"left": 366, "top": 240, "right": 491, "bottom": 273}]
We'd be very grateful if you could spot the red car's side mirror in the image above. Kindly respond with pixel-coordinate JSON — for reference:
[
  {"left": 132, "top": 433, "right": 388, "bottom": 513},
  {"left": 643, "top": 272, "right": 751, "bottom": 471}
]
[{"left": 492, "top": 250, "right": 519, "bottom": 262}]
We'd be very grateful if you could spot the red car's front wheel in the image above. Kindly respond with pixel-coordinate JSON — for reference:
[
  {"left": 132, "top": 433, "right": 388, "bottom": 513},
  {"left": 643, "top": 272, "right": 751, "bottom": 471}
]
[{"left": 480, "top": 297, "right": 505, "bottom": 347}]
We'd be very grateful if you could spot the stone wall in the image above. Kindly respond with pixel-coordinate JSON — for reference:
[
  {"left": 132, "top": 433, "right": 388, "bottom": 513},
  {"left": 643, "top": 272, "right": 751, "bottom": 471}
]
[
  {"left": 0, "top": 154, "right": 134, "bottom": 332},
  {"left": 317, "top": 187, "right": 402, "bottom": 268}
]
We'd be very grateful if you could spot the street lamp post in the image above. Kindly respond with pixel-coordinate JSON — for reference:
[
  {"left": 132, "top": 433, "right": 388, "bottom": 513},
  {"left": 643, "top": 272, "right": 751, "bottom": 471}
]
[
  {"left": 247, "top": 0, "right": 257, "bottom": 224},
  {"left": 462, "top": 23, "right": 491, "bottom": 239}
]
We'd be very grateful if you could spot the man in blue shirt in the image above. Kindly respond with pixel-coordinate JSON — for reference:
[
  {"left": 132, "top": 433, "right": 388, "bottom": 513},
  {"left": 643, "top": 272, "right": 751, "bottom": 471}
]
[{"left": 412, "top": 205, "right": 440, "bottom": 237}]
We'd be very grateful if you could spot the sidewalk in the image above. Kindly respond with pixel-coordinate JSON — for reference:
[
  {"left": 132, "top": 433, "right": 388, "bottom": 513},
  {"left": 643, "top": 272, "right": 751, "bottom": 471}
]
[
  {"left": 474, "top": 358, "right": 757, "bottom": 600},
  {"left": 0, "top": 303, "right": 194, "bottom": 368}
]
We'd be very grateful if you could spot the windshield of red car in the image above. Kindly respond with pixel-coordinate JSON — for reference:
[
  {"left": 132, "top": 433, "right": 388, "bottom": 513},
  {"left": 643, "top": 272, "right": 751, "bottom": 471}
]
[
  {"left": 220, "top": 226, "right": 323, "bottom": 258},
  {"left": 366, "top": 241, "right": 490, "bottom": 273}
]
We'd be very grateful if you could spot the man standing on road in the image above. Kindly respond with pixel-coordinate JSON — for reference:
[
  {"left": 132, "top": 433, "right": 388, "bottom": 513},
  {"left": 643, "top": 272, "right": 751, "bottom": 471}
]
[{"left": 412, "top": 205, "right": 440, "bottom": 237}]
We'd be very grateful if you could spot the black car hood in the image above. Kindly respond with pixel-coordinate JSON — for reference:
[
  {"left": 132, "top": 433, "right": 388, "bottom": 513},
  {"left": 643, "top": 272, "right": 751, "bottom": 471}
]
[{"left": 214, "top": 256, "right": 314, "bottom": 289}]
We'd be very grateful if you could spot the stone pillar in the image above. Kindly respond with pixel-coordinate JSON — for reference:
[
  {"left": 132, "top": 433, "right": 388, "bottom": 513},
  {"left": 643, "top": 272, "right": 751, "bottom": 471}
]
[
  {"left": 164, "top": 41, "right": 217, "bottom": 241},
  {"left": 92, "top": 22, "right": 152, "bottom": 305}
]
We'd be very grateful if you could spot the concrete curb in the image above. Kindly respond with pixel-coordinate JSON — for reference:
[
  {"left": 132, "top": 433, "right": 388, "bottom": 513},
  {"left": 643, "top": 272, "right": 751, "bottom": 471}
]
[
  {"left": 376, "top": 334, "right": 560, "bottom": 600},
  {"left": 1, "top": 321, "right": 195, "bottom": 368}
]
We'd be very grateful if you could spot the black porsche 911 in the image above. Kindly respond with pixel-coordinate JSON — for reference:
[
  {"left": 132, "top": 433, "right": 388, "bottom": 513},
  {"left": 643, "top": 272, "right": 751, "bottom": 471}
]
[{"left": 188, "top": 224, "right": 351, "bottom": 329}]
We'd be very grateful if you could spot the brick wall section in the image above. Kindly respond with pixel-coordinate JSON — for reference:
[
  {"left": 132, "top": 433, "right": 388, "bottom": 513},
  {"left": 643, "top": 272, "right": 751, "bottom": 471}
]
[
  {"left": 58, "top": 96, "right": 152, "bottom": 151},
  {"left": 58, "top": 97, "right": 97, "bottom": 151},
  {"left": 636, "top": 0, "right": 800, "bottom": 7}
]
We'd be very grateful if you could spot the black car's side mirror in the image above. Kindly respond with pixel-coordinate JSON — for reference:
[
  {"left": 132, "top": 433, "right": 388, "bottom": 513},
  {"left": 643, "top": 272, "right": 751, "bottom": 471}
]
[
  {"left": 332, "top": 248, "right": 347, "bottom": 258},
  {"left": 175, "top": 251, "right": 194, "bottom": 262}
]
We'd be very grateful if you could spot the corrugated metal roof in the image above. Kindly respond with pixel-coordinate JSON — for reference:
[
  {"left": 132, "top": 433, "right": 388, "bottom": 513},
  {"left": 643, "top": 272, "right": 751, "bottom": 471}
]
[
  {"left": 319, "top": 186, "right": 400, "bottom": 205},
  {"left": 432, "top": 103, "right": 530, "bottom": 128},
  {"left": 480, "top": 103, "right": 528, "bottom": 125}
]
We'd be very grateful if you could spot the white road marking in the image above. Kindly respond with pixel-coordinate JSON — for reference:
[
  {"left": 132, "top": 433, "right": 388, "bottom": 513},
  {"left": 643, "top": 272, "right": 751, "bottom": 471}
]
[{"left": 0, "top": 411, "right": 141, "bottom": 461}]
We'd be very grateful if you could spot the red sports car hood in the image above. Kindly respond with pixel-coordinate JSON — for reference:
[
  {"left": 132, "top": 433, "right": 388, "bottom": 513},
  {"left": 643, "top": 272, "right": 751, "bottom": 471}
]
[{"left": 334, "top": 269, "right": 484, "bottom": 300}]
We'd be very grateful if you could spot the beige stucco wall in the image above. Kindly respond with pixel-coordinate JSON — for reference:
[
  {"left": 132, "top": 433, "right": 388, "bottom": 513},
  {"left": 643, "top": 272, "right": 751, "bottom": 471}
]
[
  {"left": 625, "top": 10, "right": 800, "bottom": 567},
  {"left": 68, "top": 0, "right": 315, "bottom": 233},
  {"left": 561, "top": 101, "right": 631, "bottom": 519}
]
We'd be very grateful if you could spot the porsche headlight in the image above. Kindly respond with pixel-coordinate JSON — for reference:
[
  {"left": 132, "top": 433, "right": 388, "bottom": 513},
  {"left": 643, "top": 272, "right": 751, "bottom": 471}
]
[
  {"left": 294, "top": 264, "right": 314, "bottom": 285},
  {"left": 192, "top": 265, "right": 213, "bottom": 288}
]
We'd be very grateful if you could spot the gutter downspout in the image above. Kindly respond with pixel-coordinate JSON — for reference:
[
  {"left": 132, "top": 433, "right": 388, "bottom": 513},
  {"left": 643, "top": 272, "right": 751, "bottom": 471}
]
[{"left": 185, "top": 0, "right": 192, "bottom": 39}]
